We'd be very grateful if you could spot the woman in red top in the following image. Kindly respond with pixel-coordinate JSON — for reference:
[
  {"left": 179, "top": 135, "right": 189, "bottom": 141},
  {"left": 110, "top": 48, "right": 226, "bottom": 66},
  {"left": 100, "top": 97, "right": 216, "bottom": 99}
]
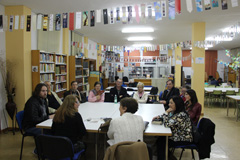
[{"left": 185, "top": 89, "right": 202, "bottom": 126}]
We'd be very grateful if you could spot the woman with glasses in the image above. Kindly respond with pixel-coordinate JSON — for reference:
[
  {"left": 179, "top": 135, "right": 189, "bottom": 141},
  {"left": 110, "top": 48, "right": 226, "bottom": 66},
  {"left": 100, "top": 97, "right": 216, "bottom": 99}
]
[
  {"left": 133, "top": 82, "right": 148, "bottom": 103},
  {"left": 51, "top": 95, "right": 86, "bottom": 152},
  {"left": 88, "top": 82, "right": 105, "bottom": 102}
]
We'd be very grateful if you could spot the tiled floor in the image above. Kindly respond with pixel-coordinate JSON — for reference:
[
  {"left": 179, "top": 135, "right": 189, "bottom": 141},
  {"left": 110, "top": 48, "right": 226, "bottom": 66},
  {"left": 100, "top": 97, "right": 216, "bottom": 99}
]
[{"left": 0, "top": 105, "right": 240, "bottom": 160}]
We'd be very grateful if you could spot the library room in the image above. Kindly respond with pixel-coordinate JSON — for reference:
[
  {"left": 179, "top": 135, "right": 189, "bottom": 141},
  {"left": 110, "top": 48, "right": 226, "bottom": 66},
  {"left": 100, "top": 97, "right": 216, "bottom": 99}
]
[{"left": 0, "top": 0, "right": 240, "bottom": 160}]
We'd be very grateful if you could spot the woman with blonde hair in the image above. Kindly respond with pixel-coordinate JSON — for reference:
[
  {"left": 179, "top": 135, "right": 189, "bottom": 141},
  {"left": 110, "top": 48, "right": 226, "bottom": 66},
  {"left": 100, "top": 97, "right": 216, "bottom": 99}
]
[
  {"left": 52, "top": 95, "right": 86, "bottom": 152},
  {"left": 133, "top": 82, "right": 148, "bottom": 103}
]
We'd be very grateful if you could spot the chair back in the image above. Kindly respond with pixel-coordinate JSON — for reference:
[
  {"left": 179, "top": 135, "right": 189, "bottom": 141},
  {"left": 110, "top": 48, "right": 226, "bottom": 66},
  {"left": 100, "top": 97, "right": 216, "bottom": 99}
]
[
  {"left": 123, "top": 76, "right": 129, "bottom": 82},
  {"left": 215, "top": 86, "right": 222, "bottom": 88},
  {"left": 36, "top": 135, "right": 75, "bottom": 160},
  {"left": 16, "top": 111, "right": 24, "bottom": 134},
  {"left": 212, "top": 90, "right": 222, "bottom": 95},
  {"left": 224, "top": 86, "right": 232, "bottom": 88},
  {"left": 150, "top": 87, "right": 158, "bottom": 95},
  {"left": 225, "top": 90, "right": 235, "bottom": 95},
  {"left": 127, "top": 88, "right": 134, "bottom": 91},
  {"left": 104, "top": 93, "right": 112, "bottom": 102},
  {"left": 206, "top": 85, "right": 215, "bottom": 88}
]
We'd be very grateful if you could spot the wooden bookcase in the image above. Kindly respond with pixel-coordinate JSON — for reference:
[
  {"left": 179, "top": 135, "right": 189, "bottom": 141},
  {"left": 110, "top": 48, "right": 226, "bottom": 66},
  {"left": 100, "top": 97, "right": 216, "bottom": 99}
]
[{"left": 31, "top": 50, "right": 67, "bottom": 98}]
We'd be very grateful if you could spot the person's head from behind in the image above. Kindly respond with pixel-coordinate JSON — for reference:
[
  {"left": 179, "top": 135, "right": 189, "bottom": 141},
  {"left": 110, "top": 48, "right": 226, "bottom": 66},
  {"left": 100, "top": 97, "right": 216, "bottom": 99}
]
[
  {"left": 71, "top": 81, "right": 78, "bottom": 91},
  {"left": 228, "top": 81, "right": 232, "bottom": 85},
  {"left": 169, "top": 96, "right": 185, "bottom": 114},
  {"left": 185, "top": 89, "right": 198, "bottom": 105},
  {"left": 44, "top": 81, "right": 52, "bottom": 93},
  {"left": 116, "top": 79, "right": 123, "bottom": 88},
  {"left": 94, "top": 82, "right": 102, "bottom": 92},
  {"left": 53, "top": 95, "right": 80, "bottom": 123},
  {"left": 217, "top": 78, "right": 222, "bottom": 82},
  {"left": 137, "top": 82, "right": 144, "bottom": 93},
  {"left": 166, "top": 80, "right": 174, "bottom": 90},
  {"left": 33, "top": 83, "right": 48, "bottom": 98},
  {"left": 119, "top": 97, "right": 138, "bottom": 116}
]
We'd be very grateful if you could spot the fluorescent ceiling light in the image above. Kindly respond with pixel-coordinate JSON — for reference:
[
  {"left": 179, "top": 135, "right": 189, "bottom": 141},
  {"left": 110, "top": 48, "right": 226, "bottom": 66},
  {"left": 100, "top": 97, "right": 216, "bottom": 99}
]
[
  {"left": 122, "top": 28, "right": 154, "bottom": 33},
  {"left": 206, "top": 37, "right": 233, "bottom": 41},
  {"left": 127, "top": 37, "right": 153, "bottom": 41},
  {"left": 132, "top": 44, "right": 152, "bottom": 47},
  {"left": 205, "top": 48, "right": 208, "bottom": 50}
]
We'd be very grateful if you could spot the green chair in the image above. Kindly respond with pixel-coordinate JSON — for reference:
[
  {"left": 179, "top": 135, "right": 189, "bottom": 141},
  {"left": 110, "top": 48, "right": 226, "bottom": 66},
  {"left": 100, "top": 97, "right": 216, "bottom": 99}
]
[
  {"left": 206, "top": 85, "right": 215, "bottom": 88},
  {"left": 224, "top": 86, "right": 232, "bottom": 88},
  {"left": 210, "top": 90, "right": 223, "bottom": 106},
  {"left": 216, "top": 86, "right": 222, "bottom": 88}
]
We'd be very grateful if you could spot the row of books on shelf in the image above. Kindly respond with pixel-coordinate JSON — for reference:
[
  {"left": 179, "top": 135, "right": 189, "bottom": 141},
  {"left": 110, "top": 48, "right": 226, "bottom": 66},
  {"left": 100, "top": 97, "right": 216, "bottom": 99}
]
[
  {"left": 76, "top": 70, "right": 82, "bottom": 76},
  {"left": 40, "top": 53, "right": 54, "bottom": 62},
  {"left": 40, "top": 74, "right": 54, "bottom": 82},
  {"left": 55, "top": 66, "right": 66, "bottom": 74},
  {"left": 55, "top": 84, "right": 66, "bottom": 92},
  {"left": 40, "top": 64, "right": 55, "bottom": 72},
  {"left": 76, "top": 59, "right": 82, "bottom": 65},
  {"left": 83, "top": 70, "right": 89, "bottom": 76},
  {"left": 56, "top": 75, "right": 66, "bottom": 82},
  {"left": 55, "top": 55, "right": 66, "bottom": 64}
]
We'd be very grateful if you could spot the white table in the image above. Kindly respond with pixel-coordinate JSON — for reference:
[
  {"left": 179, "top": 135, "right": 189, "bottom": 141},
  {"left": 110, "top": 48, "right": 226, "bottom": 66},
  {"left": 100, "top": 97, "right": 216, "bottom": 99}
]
[
  {"left": 37, "top": 102, "right": 171, "bottom": 159},
  {"left": 104, "top": 90, "right": 150, "bottom": 95},
  {"left": 105, "top": 86, "right": 152, "bottom": 91},
  {"left": 204, "top": 88, "right": 239, "bottom": 107},
  {"left": 226, "top": 95, "right": 240, "bottom": 121}
]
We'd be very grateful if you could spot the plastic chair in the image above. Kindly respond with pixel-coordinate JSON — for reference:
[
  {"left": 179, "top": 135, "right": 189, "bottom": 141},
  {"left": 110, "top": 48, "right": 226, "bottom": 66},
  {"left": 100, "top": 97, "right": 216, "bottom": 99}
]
[
  {"left": 35, "top": 135, "right": 85, "bottom": 160},
  {"left": 16, "top": 111, "right": 36, "bottom": 160},
  {"left": 206, "top": 85, "right": 216, "bottom": 88},
  {"left": 224, "top": 86, "right": 232, "bottom": 88}
]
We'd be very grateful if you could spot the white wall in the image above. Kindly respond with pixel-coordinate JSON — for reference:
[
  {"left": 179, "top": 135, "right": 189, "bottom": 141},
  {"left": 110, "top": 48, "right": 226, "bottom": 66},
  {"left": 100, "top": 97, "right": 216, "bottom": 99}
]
[
  {"left": 87, "top": 39, "right": 97, "bottom": 60},
  {"left": 217, "top": 50, "right": 232, "bottom": 81},
  {"left": 183, "top": 67, "right": 192, "bottom": 78},
  {"left": 0, "top": 4, "right": 8, "bottom": 130}
]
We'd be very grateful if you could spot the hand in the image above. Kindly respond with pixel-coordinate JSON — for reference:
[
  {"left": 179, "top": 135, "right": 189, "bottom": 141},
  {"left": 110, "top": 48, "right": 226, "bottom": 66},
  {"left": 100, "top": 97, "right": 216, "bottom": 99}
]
[
  {"left": 49, "top": 114, "right": 55, "bottom": 119},
  {"left": 166, "top": 108, "right": 173, "bottom": 113},
  {"left": 96, "top": 95, "right": 100, "bottom": 100},
  {"left": 152, "top": 115, "right": 160, "bottom": 121},
  {"left": 160, "top": 100, "right": 166, "bottom": 104},
  {"left": 119, "top": 95, "right": 123, "bottom": 98}
]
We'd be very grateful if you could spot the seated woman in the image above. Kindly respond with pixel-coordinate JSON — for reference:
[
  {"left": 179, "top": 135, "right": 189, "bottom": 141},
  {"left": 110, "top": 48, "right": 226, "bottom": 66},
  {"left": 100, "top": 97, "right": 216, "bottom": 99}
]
[
  {"left": 107, "top": 97, "right": 145, "bottom": 146},
  {"left": 153, "top": 96, "right": 193, "bottom": 160},
  {"left": 51, "top": 95, "right": 86, "bottom": 152},
  {"left": 133, "top": 82, "right": 148, "bottom": 103},
  {"left": 179, "top": 86, "right": 190, "bottom": 102},
  {"left": 88, "top": 82, "right": 105, "bottom": 102},
  {"left": 185, "top": 89, "right": 202, "bottom": 126}
]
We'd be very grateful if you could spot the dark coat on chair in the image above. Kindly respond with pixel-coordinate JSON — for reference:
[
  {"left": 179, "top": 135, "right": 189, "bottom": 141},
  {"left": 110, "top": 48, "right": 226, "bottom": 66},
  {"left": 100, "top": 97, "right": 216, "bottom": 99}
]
[
  {"left": 110, "top": 86, "right": 129, "bottom": 102},
  {"left": 162, "top": 87, "right": 180, "bottom": 109},
  {"left": 197, "top": 118, "right": 215, "bottom": 159}
]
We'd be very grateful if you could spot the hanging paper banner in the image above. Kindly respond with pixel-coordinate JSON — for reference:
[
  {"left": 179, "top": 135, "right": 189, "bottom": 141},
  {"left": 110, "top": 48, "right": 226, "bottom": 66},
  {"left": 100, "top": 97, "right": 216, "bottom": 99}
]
[
  {"left": 75, "top": 12, "right": 81, "bottom": 29},
  {"left": 83, "top": 11, "right": 88, "bottom": 26},
  {"left": 103, "top": 9, "right": 108, "bottom": 24},
  {"left": 90, "top": 10, "right": 95, "bottom": 27},
  {"left": 221, "top": 0, "right": 228, "bottom": 10},
  {"left": 135, "top": 5, "right": 140, "bottom": 23},
  {"left": 20, "top": 15, "right": 24, "bottom": 30},
  {"left": 0, "top": 15, "right": 3, "bottom": 32},
  {"left": 204, "top": 0, "right": 211, "bottom": 10},
  {"left": 122, "top": 7, "right": 127, "bottom": 24},
  {"left": 69, "top": 12, "right": 74, "bottom": 30},
  {"left": 110, "top": 9, "right": 114, "bottom": 24},
  {"left": 212, "top": 0, "right": 219, "bottom": 7},
  {"left": 26, "top": 15, "right": 31, "bottom": 32},
  {"left": 196, "top": 0, "right": 203, "bottom": 12},
  {"left": 231, "top": 0, "right": 238, "bottom": 7},
  {"left": 162, "top": 1, "right": 167, "bottom": 17},
  {"left": 169, "top": 0, "right": 175, "bottom": 20},
  {"left": 128, "top": 6, "right": 133, "bottom": 23},
  {"left": 9, "top": 15, "right": 14, "bottom": 32},
  {"left": 175, "top": 0, "right": 181, "bottom": 14},
  {"left": 14, "top": 15, "right": 19, "bottom": 30},
  {"left": 154, "top": 2, "right": 162, "bottom": 21},
  {"left": 141, "top": 4, "right": 146, "bottom": 23},
  {"left": 186, "top": 0, "right": 193, "bottom": 12},
  {"left": 63, "top": 13, "right": 68, "bottom": 28},
  {"left": 96, "top": 10, "right": 101, "bottom": 23},
  {"left": 148, "top": 5, "right": 152, "bottom": 19},
  {"left": 116, "top": 7, "right": 121, "bottom": 22},
  {"left": 37, "top": 14, "right": 42, "bottom": 30},
  {"left": 55, "top": 14, "right": 61, "bottom": 31},
  {"left": 43, "top": 15, "right": 48, "bottom": 31},
  {"left": 49, "top": 14, "right": 54, "bottom": 31},
  {"left": 31, "top": 15, "right": 36, "bottom": 31}
]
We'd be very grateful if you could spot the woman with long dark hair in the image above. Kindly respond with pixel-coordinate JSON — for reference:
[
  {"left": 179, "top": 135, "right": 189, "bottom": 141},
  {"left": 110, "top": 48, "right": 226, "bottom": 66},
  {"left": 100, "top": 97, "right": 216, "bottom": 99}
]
[
  {"left": 185, "top": 89, "right": 202, "bottom": 126},
  {"left": 153, "top": 96, "right": 193, "bottom": 160}
]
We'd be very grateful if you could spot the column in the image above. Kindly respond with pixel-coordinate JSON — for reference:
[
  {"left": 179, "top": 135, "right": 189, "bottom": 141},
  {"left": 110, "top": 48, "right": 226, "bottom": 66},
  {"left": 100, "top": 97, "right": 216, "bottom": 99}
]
[
  {"left": 5, "top": 6, "right": 32, "bottom": 113},
  {"left": 174, "top": 46, "right": 182, "bottom": 87},
  {"left": 97, "top": 43, "right": 102, "bottom": 71},
  {"left": 84, "top": 37, "right": 88, "bottom": 58},
  {"left": 192, "top": 22, "right": 205, "bottom": 112}
]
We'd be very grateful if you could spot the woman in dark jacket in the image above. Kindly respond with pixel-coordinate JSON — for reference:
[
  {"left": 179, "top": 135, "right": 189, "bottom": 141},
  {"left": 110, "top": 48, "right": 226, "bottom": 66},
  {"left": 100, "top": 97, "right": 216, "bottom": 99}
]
[
  {"left": 185, "top": 89, "right": 202, "bottom": 126},
  {"left": 52, "top": 95, "right": 86, "bottom": 152}
]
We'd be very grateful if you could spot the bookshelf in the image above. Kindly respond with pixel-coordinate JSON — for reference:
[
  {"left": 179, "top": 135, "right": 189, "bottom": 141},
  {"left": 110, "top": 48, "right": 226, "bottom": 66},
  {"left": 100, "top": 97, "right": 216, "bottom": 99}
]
[{"left": 31, "top": 50, "right": 67, "bottom": 98}]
